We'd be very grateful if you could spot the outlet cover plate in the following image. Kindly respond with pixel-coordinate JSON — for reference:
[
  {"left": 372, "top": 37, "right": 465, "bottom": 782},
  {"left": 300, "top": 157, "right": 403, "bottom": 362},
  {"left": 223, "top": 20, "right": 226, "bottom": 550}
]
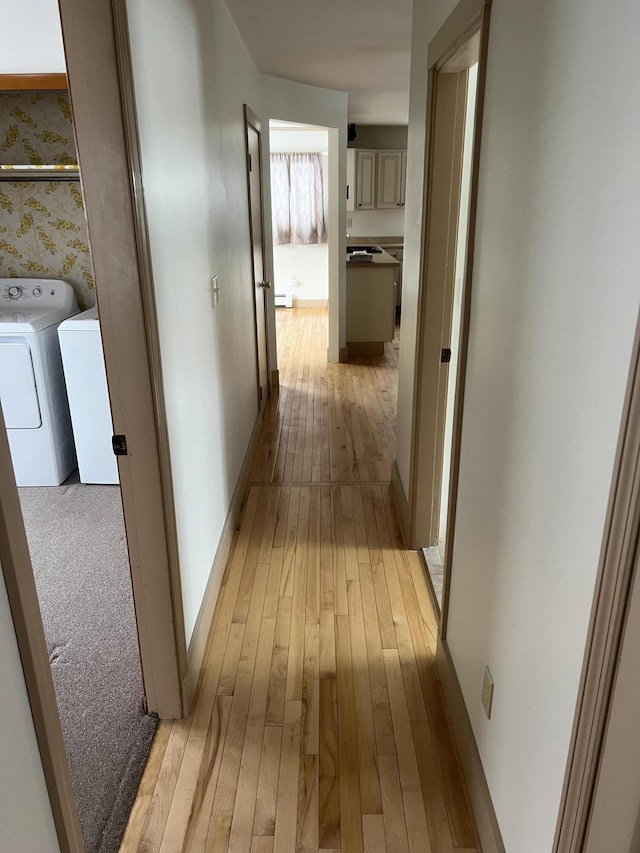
[{"left": 482, "top": 666, "right": 494, "bottom": 719}]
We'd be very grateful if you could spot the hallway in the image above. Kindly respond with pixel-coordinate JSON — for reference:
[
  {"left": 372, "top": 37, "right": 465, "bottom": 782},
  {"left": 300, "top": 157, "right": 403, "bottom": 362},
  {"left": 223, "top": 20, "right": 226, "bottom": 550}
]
[{"left": 120, "top": 309, "right": 478, "bottom": 852}]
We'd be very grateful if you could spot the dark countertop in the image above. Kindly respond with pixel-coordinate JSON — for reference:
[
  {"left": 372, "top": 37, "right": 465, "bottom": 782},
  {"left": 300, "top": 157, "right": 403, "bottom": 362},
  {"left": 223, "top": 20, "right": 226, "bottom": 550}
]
[{"left": 346, "top": 246, "right": 399, "bottom": 267}]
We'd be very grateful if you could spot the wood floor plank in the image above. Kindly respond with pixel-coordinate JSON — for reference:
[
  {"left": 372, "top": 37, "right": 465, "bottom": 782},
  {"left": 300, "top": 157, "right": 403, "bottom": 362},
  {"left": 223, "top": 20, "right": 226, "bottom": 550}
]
[
  {"left": 126, "top": 309, "right": 478, "bottom": 853},
  {"left": 319, "top": 674, "right": 341, "bottom": 850},
  {"left": 363, "top": 813, "right": 387, "bottom": 853},
  {"left": 302, "top": 622, "right": 320, "bottom": 756},
  {"left": 378, "top": 754, "right": 410, "bottom": 853},
  {"left": 217, "top": 621, "right": 245, "bottom": 696},
  {"left": 411, "top": 721, "right": 456, "bottom": 853},
  {"left": 383, "top": 649, "right": 433, "bottom": 853},
  {"left": 347, "top": 576, "right": 383, "bottom": 814},
  {"left": 253, "top": 724, "right": 283, "bottom": 836},
  {"left": 181, "top": 695, "right": 233, "bottom": 853},
  {"left": 136, "top": 718, "right": 191, "bottom": 851},
  {"left": 297, "top": 754, "right": 319, "bottom": 852},
  {"left": 273, "top": 699, "right": 302, "bottom": 853},
  {"left": 119, "top": 722, "right": 171, "bottom": 852},
  {"left": 335, "top": 614, "right": 364, "bottom": 853},
  {"left": 251, "top": 836, "right": 275, "bottom": 853}
]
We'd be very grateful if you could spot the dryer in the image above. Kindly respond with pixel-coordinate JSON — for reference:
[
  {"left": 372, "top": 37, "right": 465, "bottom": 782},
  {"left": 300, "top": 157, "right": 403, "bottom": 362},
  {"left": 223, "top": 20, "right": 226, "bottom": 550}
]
[
  {"left": 58, "top": 306, "right": 119, "bottom": 484},
  {"left": 0, "top": 279, "right": 78, "bottom": 486}
]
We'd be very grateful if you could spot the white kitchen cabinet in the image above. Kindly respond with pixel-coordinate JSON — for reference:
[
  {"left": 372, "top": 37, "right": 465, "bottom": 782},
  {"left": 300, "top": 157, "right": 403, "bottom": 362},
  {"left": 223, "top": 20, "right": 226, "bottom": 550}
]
[
  {"left": 347, "top": 148, "right": 407, "bottom": 211},
  {"left": 347, "top": 149, "right": 376, "bottom": 211},
  {"left": 376, "top": 151, "right": 404, "bottom": 209}
]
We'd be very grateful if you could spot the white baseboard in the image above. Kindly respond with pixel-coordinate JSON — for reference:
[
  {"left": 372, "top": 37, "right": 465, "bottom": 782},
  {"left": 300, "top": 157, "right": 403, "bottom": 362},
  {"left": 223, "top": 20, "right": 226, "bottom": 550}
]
[
  {"left": 436, "top": 639, "right": 506, "bottom": 853},
  {"left": 292, "top": 297, "right": 328, "bottom": 308},
  {"left": 181, "top": 408, "right": 264, "bottom": 711}
]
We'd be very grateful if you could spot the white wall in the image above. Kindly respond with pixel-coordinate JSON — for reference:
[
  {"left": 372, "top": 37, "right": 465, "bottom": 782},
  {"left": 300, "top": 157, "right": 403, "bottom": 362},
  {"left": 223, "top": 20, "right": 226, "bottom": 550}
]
[
  {"left": 0, "top": 571, "right": 59, "bottom": 852},
  {"left": 260, "top": 75, "right": 347, "bottom": 361},
  {"left": 397, "top": 0, "right": 640, "bottom": 849},
  {"left": 270, "top": 128, "right": 329, "bottom": 303},
  {"left": 347, "top": 208, "right": 405, "bottom": 238},
  {"left": 0, "top": 0, "right": 65, "bottom": 73},
  {"left": 126, "top": 0, "right": 262, "bottom": 644}
]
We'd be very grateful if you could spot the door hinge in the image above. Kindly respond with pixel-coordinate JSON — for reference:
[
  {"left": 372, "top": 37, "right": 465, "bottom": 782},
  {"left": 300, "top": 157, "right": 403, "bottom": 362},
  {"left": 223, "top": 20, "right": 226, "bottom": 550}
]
[
  {"left": 249, "top": 153, "right": 252, "bottom": 172},
  {"left": 112, "top": 434, "right": 128, "bottom": 456},
  {"left": 259, "top": 386, "right": 263, "bottom": 402},
  {"left": 441, "top": 348, "right": 452, "bottom": 364}
]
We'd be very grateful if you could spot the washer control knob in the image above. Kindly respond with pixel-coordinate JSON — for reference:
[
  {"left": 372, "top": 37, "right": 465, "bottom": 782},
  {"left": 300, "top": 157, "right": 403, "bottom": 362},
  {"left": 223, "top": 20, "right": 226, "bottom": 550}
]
[
  {"left": 7, "top": 285, "right": 23, "bottom": 300},
  {"left": 32, "top": 287, "right": 42, "bottom": 297}
]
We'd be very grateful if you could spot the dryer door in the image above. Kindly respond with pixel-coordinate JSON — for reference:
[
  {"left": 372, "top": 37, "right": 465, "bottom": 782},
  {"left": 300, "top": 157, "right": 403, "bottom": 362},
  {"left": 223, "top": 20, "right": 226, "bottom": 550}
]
[{"left": 0, "top": 337, "right": 42, "bottom": 428}]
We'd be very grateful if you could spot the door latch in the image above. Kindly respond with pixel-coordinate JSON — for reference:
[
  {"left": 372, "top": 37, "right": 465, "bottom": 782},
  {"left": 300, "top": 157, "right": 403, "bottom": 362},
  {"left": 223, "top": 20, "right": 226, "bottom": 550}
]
[
  {"left": 441, "top": 348, "right": 452, "bottom": 364},
  {"left": 112, "top": 434, "right": 128, "bottom": 456}
]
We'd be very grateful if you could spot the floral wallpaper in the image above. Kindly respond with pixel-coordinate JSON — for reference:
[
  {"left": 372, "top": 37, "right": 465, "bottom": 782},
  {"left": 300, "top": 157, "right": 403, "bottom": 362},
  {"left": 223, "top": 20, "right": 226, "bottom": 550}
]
[{"left": 0, "top": 91, "right": 95, "bottom": 309}]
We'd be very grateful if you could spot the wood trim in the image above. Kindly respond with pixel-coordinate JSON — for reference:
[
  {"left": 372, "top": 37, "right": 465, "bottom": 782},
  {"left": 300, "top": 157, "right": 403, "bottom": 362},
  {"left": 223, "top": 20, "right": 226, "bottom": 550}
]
[
  {"left": 270, "top": 368, "right": 280, "bottom": 393},
  {"left": 427, "top": 0, "right": 491, "bottom": 71},
  {"left": 0, "top": 409, "right": 83, "bottom": 852},
  {"left": 391, "top": 459, "right": 411, "bottom": 547},
  {"left": 436, "top": 639, "right": 506, "bottom": 853},
  {"left": 441, "top": 3, "right": 492, "bottom": 638},
  {"left": 111, "top": 0, "right": 188, "bottom": 691},
  {"left": 182, "top": 407, "right": 264, "bottom": 708},
  {"left": 58, "top": 0, "right": 183, "bottom": 718},
  {"left": 406, "top": 65, "right": 436, "bottom": 547},
  {"left": 0, "top": 73, "right": 67, "bottom": 91},
  {"left": 244, "top": 103, "right": 262, "bottom": 134},
  {"left": 244, "top": 103, "right": 271, "bottom": 404},
  {"left": 553, "top": 306, "right": 640, "bottom": 851}
]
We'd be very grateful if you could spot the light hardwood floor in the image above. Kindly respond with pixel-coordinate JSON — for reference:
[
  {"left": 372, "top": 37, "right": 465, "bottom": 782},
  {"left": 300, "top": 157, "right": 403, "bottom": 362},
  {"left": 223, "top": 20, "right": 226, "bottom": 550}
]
[{"left": 120, "top": 309, "right": 478, "bottom": 853}]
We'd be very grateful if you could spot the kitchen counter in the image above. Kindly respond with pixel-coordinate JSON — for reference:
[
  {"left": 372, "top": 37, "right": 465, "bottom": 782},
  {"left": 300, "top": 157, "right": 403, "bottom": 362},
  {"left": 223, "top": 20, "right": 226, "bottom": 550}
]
[
  {"left": 346, "top": 246, "right": 397, "bottom": 355},
  {"left": 346, "top": 246, "right": 400, "bottom": 267}
]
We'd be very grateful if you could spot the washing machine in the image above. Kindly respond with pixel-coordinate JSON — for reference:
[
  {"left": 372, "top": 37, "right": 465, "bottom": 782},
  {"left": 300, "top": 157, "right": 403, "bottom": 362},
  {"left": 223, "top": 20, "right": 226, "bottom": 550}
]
[
  {"left": 0, "top": 278, "right": 78, "bottom": 486},
  {"left": 58, "top": 306, "right": 119, "bottom": 485}
]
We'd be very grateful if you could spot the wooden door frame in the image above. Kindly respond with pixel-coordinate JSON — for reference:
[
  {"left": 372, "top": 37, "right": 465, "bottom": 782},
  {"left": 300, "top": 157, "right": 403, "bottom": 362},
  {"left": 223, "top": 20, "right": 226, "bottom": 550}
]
[
  {"left": 56, "top": 0, "right": 184, "bottom": 718},
  {"left": 553, "top": 305, "right": 640, "bottom": 850},
  {"left": 399, "top": 0, "right": 492, "bottom": 640},
  {"left": 244, "top": 104, "right": 271, "bottom": 407},
  {"left": 413, "top": 69, "right": 468, "bottom": 550}
]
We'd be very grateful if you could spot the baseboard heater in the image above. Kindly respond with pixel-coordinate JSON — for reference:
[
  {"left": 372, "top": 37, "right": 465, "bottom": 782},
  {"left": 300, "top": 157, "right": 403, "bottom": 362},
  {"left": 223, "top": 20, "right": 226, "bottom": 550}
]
[{"left": 274, "top": 293, "right": 293, "bottom": 308}]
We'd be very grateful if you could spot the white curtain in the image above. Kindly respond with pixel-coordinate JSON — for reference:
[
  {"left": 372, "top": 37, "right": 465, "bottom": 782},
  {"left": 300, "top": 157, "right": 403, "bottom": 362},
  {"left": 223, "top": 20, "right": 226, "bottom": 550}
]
[{"left": 270, "top": 153, "right": 326, "bottom": 245}]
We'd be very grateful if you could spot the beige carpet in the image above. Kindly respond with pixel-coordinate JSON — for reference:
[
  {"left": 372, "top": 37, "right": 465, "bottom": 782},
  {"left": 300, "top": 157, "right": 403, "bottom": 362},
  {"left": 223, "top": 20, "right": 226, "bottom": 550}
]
[{"left": 19, "top": 477, "right": 156, "bottom": 853}]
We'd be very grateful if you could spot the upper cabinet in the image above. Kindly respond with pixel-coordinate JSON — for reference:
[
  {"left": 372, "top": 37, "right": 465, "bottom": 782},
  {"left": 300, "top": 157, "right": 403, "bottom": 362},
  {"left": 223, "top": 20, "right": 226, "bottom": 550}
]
[
  {"left": 347, "top": 148, "right": 407, "bottom": 212},
  {"left": 347, "top": 149, "right": 375, "bottom": 211},
  {"left": 376, "top": 151, "right": 407, "bottom": 209}
]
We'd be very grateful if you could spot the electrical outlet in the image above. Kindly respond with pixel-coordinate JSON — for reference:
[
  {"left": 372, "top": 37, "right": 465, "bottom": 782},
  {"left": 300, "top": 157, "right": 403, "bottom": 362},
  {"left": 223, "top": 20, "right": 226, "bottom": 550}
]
[
  {"left": 482, "top": 666, "right": 494, "bottom": 719},
  {"left": 346, "top": 218, "right": 352, "bottom": 228}
]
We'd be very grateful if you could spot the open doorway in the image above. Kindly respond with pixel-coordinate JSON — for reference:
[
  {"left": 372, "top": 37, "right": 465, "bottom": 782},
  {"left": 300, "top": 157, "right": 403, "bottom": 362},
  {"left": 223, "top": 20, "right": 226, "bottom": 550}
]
[
  {"left": 269, "top": 119, "right": 330, "bottom": 372},
  {"left": 422, "top": 63, "right": 479, "bottom": 610},
  {"left": 0, "top": 83, "right": 154, "bottom": 853},
  {"left": 410, "top": 23, "right": 486, "bottom": 616}
]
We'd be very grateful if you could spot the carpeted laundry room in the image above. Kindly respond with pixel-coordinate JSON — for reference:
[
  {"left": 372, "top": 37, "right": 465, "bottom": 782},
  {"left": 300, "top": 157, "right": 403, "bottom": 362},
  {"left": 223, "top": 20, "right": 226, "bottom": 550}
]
[{"left": 0, "top": 87, "right": 155, "bottom": 853}]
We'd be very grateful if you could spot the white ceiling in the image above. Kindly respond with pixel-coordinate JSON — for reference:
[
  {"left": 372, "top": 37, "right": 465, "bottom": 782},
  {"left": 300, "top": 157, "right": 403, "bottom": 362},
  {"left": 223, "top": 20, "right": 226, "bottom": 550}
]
[{"left": 225, "top": 0, "right": 413, "bottom": 126}]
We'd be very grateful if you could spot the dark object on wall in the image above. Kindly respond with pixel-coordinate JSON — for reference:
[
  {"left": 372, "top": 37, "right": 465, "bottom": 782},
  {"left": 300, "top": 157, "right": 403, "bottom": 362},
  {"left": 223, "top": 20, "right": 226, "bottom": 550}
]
[{"left": 348, "top": 123, "right": 357, "bottom": 142}]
